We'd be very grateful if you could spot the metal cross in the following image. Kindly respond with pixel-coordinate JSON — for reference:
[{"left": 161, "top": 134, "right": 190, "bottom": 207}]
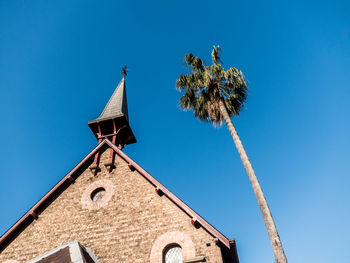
[{"left": 121, "top": 65, "right": 128, "bottom": 78}]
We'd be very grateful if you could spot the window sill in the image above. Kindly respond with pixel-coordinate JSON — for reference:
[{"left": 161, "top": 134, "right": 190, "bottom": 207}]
[{"left": 183, "top": 256, "right": 206, "bottom": 263}]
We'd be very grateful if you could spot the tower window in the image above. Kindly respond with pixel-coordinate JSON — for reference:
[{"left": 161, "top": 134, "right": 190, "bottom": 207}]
[
  {"left": 163, "top": 244, "right": 182, "bottom": 263},
  {"left": 90, "top": 187, "right": 106, "bottom": 202}
]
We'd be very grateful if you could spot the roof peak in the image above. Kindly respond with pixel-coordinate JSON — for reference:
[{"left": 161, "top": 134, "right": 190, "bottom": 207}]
[
  {"left": 90, "top": 77, "right": 128, "bottom": 123},
  {"left": 0, "top": 139, "right": 232, "bottom": 252},
  {"left": 88, "top": 75, "right": 136, "bottom": 147}
]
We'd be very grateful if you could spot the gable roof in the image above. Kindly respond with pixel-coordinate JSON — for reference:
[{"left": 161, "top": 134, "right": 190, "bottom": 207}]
[{"left": 0, "top": 139, "right": 233, "bottom": 251}]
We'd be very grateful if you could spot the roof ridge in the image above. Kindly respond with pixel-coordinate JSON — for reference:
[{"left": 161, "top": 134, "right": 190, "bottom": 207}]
[
  {"left": 0, "top": 139, "right": 232, "bottom": 251},
  {"left": 104, "top": 139, "right": 231, "bottom": 248}
]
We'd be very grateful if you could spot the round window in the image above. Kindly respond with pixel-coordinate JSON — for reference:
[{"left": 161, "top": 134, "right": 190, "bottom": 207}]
[
  {"left": 90, "top": 187, "right": 106, "bottom": 202},
  {"left": 81, "top": 179, "right": 115, "bottom": 210}
]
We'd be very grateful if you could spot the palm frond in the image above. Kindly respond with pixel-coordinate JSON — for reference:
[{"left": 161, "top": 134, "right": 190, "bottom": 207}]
[
  {"left": 178, "top": 88, "right": 197, "bottom": 110},
  {"left": 193, "top": 90, "right": 210, "bottom": 121},
  {"left": 208, "top": 64, "right": 225, "bottom": 82},
  {"left": 177, "top": 45, "right": 248, "bottom": 125},
  {"left": 184, "top": 53, "right": 204, "bottom": 72},
  {"left": 176, "top": 74, "right": 189, "bottom": 91},
  {"left": 211, "top": 45, "right": 222, "bottom": 65}
]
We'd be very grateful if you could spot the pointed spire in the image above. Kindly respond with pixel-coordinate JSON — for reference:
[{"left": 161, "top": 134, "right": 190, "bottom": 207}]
[
  {"left": 92, "top": 77, "right": 129, "bottom": 122},
  {"left": 88, "top": 69, "right": 136, "bottom": 147}
]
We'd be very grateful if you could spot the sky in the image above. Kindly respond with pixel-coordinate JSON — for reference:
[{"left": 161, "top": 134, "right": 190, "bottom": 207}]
[{"left": 0, "top": 0, "right": 349, "bottom": 262}]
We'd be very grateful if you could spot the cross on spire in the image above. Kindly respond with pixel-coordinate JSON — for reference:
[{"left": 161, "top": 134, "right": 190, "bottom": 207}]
[
  {"left": 88, "top": 72, "right": 136, "bottom": 147},
  {"left": 121, "top": 65, "right": 128, "bottom": 78}
]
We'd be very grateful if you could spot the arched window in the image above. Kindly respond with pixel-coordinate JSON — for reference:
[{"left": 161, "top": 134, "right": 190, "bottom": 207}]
[{"left": 163, "top": 244, "right": 183, "bottom": 263}]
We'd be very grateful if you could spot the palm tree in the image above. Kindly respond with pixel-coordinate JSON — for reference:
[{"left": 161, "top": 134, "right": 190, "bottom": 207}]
[{"left": 176, "top": 46, "right": 287, "bottom": 263}]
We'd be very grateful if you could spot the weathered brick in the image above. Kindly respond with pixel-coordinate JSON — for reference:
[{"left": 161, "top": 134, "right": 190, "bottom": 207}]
[{"left": 0, "top": 147, "right": 228, "bottom": 263}]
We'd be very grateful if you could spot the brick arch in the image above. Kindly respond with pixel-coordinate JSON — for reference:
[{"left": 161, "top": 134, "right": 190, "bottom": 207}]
[{"left": 150, "top": 231, "right": 196, "bottom": 263}]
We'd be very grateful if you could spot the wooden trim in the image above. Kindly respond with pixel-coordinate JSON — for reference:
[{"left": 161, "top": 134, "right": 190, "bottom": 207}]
[
  {"left": 0, "top": 139, "right": 232, "bottom": 250},
  {"left": 67, "top": 175, "right": 75, "bottom": 182},
  {"left": 0, "top": 142, "right": 105, "bottom": 249},
  {"left": 104, "top": 139, "right": 231, "bottom": 248},
  {"left": 30, "top": 211, "right": 38, "bottom": 220}
]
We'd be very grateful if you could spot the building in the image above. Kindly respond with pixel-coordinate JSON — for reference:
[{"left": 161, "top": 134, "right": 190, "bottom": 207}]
[{"left": 0, "top": 75, "right": 239, "bottom": 263}]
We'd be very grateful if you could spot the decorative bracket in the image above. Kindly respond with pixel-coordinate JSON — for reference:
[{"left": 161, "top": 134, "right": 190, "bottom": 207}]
[
  {"left": 89, "top": 164, "right": 101, "bottom": 175},
  {"left": 128, "top": 163, "right": 135, "bottom": 171},
  {"left": 191, "top": 217, "right": 201, "bottom": 229},
  {"left": 214, "top": 238, "right": 220, "bottom": 245},
  {"left": 104, "top": 162, "right": 116, "bottom": 173},
  {"left": 155, "top": 187, "right": 164, "bottom": 196},
  {"left": 67, "top": 175, "right": 75, "bottom": 183},
  {"left": 30, "top": 211, "right": 38, "bottom": 220}
]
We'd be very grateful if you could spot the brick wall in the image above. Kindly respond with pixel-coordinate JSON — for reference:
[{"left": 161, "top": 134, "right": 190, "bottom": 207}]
[{"left": 0, "top": 147, "right": 226, "bottom": 263}]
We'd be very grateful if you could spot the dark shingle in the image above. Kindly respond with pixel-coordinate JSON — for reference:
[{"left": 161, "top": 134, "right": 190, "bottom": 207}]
[{"left": 91, "top": 77, "right": 128, "bottom": 123}]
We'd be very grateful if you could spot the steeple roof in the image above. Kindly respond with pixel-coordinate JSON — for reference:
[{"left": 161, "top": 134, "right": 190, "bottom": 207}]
[
  {"left": 88, "top": 75, "right": 136, "bottom": 146},
  {"left": 89, "top": 77, "right": 128, "bottom": 124}
]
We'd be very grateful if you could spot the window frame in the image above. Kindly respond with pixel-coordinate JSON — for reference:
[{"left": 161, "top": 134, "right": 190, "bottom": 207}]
[{"left": 162, "top": 243, "right": 183, "bottom": 263}]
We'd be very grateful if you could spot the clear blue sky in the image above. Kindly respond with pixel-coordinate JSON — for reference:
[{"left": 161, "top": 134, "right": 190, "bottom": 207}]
[{"left": 0, "top": 1, "right": 349, "bottom": 262}]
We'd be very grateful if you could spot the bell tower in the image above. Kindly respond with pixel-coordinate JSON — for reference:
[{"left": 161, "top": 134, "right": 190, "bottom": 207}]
[{"left": 88, "top": 66, "right": 136, "bottom": 149}]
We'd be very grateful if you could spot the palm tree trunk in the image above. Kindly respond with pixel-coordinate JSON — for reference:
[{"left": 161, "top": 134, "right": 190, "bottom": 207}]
[{"left": 219, "top": 100, "right": 287, "bottom": 263}]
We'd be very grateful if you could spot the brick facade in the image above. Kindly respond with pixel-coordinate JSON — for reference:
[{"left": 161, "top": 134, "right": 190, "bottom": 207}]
[{"left": 0, "top": 146, "right": 232, "bottom": 262}]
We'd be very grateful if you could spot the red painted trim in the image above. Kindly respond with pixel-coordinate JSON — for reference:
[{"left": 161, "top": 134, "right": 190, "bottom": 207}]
[
  {"left": 94, "top": 123, "right": 103, "bottom": 166},
  {"left": 112, "top": 119, "right": 117, "bottom": 132},
  {"left": 30, "top": 211, "right": 38, "bottom": 220},
  {"left": 108, "top": 119, "right": 117, "bottom": 164},
  {"left": 97, "top": 123, "right": 101, "bottom": 137},
  {"left": 108, "top": 137, "right": 116, "bottom": 164},
  {"left": 92, "top": 152, "right": 100, "bottom": 166},
  {"left": 93, "top": 137, "right": 102, "bottom": 166},
  {"left": 68, "top": 175, "right": 74, "bottom": 182},
  {"left": 191, "top": 217, "right": 199, "bottom": 226},
  {"left": 96, "top": 125, "right": 127, "bottom": 139},
  {"left": 0, "top": 139, "right": 232, "bottom": 250},
  {"left": 103, "top": 139, "right": 231, "bottom": 248},
  {"left": 0, "top": 142, "right": 105, "bottom": 248}
]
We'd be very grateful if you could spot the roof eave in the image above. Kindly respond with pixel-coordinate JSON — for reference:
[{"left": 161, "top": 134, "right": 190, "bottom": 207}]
[
  {"left": 0, "top": 139, "right": 232, "bottom": 251},
  {"left": 88, "top": 113, "right": 125, "bottom": 125}
]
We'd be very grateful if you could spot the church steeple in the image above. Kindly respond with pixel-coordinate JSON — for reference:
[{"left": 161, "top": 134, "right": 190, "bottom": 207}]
[{"left": 88, "top": 68, "right": 136, "bottom": 148}]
